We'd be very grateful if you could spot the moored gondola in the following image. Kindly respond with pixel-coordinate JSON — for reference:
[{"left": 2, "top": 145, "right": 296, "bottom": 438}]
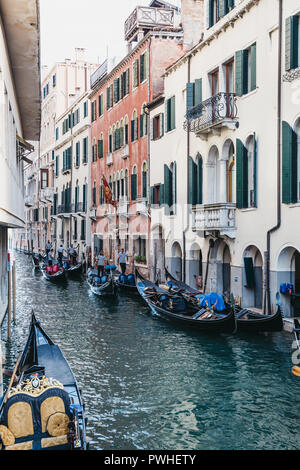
[
  {"left": 115, "top": 271, "right": 137, "bottom": 293},
  {"left": 62, "top": 259, "right": 83, "bottom": 276},
  {"left": 0, "top": 312, "right": 87, "bottom": 450},
  {"left": 165, "top": 268, "right": 283, "bottom": 333},
  {"left": 136, "top": 270, "right": 236, "bottom": 334},
  {"left": 87, "top": 269, "right": 117, "bottom": 297},
  {"left": 40, "top": 262, "right": 66, "bottom": 283}
]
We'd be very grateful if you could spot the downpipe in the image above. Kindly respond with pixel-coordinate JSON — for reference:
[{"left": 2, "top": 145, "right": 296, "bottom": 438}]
[{"left": 264, "top": 0, "right": 282, "bottom": 314}]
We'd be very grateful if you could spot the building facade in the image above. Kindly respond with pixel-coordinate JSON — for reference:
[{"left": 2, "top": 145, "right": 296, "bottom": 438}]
[
  {"left": 0, "top": 0, "right": 41, "bottom": 320},
  {"left": 150, "top": 0, "right": 300, "bottom": 319},
  {"left": 89, "top": 0, "right": 184, "bottom": 275}
]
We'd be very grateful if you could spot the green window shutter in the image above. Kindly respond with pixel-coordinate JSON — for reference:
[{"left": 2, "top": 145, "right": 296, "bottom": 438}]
[
  {"left": 171, "top": 96, "right": 176, "bottom": 130},
  {"left": 164, "top": 164, "right": 172, "bottom": 210},
  {"left": 244, "top": 257, "right": 255, "bottom": 288},
  {"left": 253, "top": 135, "right": 257, "bottom": 208},
  {"left": 235, "top": 50, "right": 247, "bottom": 96},
  {"left": 133, "top": 60, "right": 139, "bottom": 87},
  {"left": 188, "top": 156, "right": 197, "bottom": 205},
  {"left": 142, "top": 171, "right": 147, "bottom": 198},
  {"left": 150, "top": 186, "right": 155, "bottom": 206},
  {"left": 140, "top": 114, "right": 144, "bottom": 138},
  {"left": 160, "top": 184, "right": 165, "bottom": 206},
  {"left": 250, "top": 43, "right": 257, "bottom": 92},
  {"left": 282, "top": 121, "right": 298, "bottom": 204},
  {"left": 150, "top": 118, "right": 154, "bottom": 140},
  {"left": 114, "top": 78, "right": 119, "bottom": 103},
  {"left": 209, "top": 0, "right": 214, "bottom": 27},
  {"left": 236, "top": 138, "right": 248, "bottom": 209},
  {"left": 140, "top": 54, "right": 145, "bottom": 82},
  {"left": 83, "top": 184, "right": 87, "bottom": 210},
  {"left": 186, "top": 83, "right": 195, "bottom": 111},
  {"left": 285, "top": 16, "right": 299, "bottom": 71},
  {"left": 135, "top": 117, "right": 139, "bottom": 141},
  {"left": 194, "top": 79, "right": 202, "bottom": 106},
  {"left": 197, "top": 156, "right": 203, "bottom": 204},
  {"left": 218, "top": 0, "right": 228, "bottom": 18},
  {"left": 228, "top": 0, "right": 235, "bottom": 9},
  {"left": 131, "top": 174, "right": 137, "bottom": 201}
]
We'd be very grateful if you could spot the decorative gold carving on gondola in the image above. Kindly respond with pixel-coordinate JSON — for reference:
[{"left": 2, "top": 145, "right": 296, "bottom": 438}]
[{"left": 8, "top": 376, "right": 64, "bottom": 399}]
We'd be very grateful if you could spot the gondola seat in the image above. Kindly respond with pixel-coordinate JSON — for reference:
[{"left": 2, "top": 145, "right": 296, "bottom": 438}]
[
  {"left": 0, "top": 379, "right": 72, "bottom": 450},
  {"left": 127, "top": 274, "right": 136, "bottom": 286},
  {"left": 101, "top": 275, "right": 108, "bottom": 284}
]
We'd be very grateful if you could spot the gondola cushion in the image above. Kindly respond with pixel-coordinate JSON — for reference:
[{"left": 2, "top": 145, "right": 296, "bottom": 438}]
[
  {"left": 106, "top": 265, "right": 116, "bottom": 271},
  {"left": 127, "top": 274, "right": 136, "bottom": 286},
  {"left": 119, "top": 274, "right": 127, "bottom": 284},
  {"left": 94, "top": 276, "right": 101, "bottom": 284},
  {"left": 101, "top": 275, "right": 108, "bottom": 284},
  {"left": 46, "top": 412, "right": 70, "bottom": 437},
  {"left": 0, "top": 424, "right": 15, "bottom": 446},
  {"left": 63, "top": 262, "right": 69, "bottom": 270},
  {"left": 52, "top": 265, "right": 59, "bottom": 274}
]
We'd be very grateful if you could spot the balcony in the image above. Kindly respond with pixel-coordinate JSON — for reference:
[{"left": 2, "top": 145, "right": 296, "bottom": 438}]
[
  {"left": 40, "top": 187, "right": 54, "bottom": 203},
  {"left": 184, "top": 93, "right": 238, "bottom": 139},
  {"left": 74, "top": 202, "right": 87, "bottom": 214},
  {"left": 107, "top": 152, "right": 113, "bottom": 166},
  {"left": 121, "top": 144, "right": 129, "bottom": 159},
  {"left": 192, "top": 203, "right": 236, "bottom": 238},
  {"left": 125, "top": 6, "right": 175, "bottom": 42},
  {"left": 118, "top": 197, "right": 129, "bottom": 217},
  {"left": 90, "top": 59, "right": 108, "bottom": 89},
  {"left": 25, "top": 195, "right": 34, "bottom": 207},
  {"left": 57, "top": 204, "right": 72, "bottom": 216}
]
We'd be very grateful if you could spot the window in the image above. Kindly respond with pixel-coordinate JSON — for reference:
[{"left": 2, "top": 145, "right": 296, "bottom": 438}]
[
  {"left": 140, "top": 52, "right": 147, "bottom": 83},
  {"left": 282, "top": 121, "right": 298, "bottom": 204},
  {"left": 285, "top": 15, "right": 299, "bottom": 71},
  {"left": 208, "top": 0, "right": 235, "bottom": 28},
  {"left": 140, "top": 109, "right": 148, "bottom": 138},
  {"left": 114, "top": 77, "right": 120, "bottom": 103},
  {"left": 236, "top": 136, "right": 257, "bottom": 209},
  {"left": 150, "top": 184, "right": 163, "bottom": 206},
  {"left": 151, "top": 113, "right": 164, "bottom": 140},
  {"left": 75, "top": 142, "right": 80, "bottom": 167},
  {"left": 133, "top": 59, "right": 139, "bottom": 88},
  {"left": 106, "top": 84, "right": 113, "bottom": 110},
  {"left": 41, "top": 169, "right": 48, "bottom": 189},
  {"left": 91, "top": 101, "right": 97, "bottom": 122},
  {"left": 235, "top": 43, "right": 256, "bottom": 96},
  {"left": 125, "top": 116, "right": 129, "bottom": 144},
  {"left": 166, "top": 96, "right": 176, "bottom": 132},
  {"left": 186, "top": 79, "right": 202, "bottom": 110},
  {"left": 131, "top": 166, "right": 138, "bottom": 201},
  {"left": 164, "top": 162, "right": 177, "bottom": 215},
  {"left": 52, "top": 74, "right": 56, "bottom": 87},
  {"left": 92, "top": 139, "right": 97, "bottom": 162},
  {"left": 142, "top": 163, "right": 147, "bottom": 199},
  {"left": 83, "top": 101, "right": 88, "bottom": 118},
  {"left": 98, "top": 135, "right": 104, "bottom": 158},
  {"left": 98, "top": 94, "right": 104, "bottom": 116},
  {"left": 134, "top": 237, "right": 146, "bottom": 261},
  {"left": 63, "top": 147, "right": 72, "bottom": 171},
  {"left": 55, "top": 127, "right": 59, "bottom": 140},
  {"left": 83, "top": 137, "right": 88, "bottom": 163},
  {"left": 188, "top": 155, "right": 203, "bottom": 205},
  {"left": 72, "top": 108, "right": 80, "bottom": 126},
  {"left": 92, "top": 182, "right": 97, "bottom": 205},
  {"left": 131, "top": 111, "right": 138, "bottom": 142},
  {"left": 55, "top": 156, "right": 59, "bottom": 177}
]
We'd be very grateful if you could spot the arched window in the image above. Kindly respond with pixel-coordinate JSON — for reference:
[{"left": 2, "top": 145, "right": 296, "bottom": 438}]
[
  {"left": 92, "top": 181, "right": 96, "bottom": 205},
  {"left": 226, "top": 142, "right": 235, "bottom": 203},
  {"left": 124, "top": 116, "right": 129, "bottom": 145},
  {"left": 75, "top": 180, "right": 80, "bottom": 212},
  {"left": 120, "top": 170, "right": 125, "bottom": 197},
  {"left": 92, "top": 138, "right": 97, "bottom": 162},
  {"left": 188, "top": 154, "right": 203, "bottom": 205},
  {"left": 131, "top": 110, "right": 138, "bottom": 142},
  {"left": 125, "top": 169, "right": 129, "bottom": 197},
  {"left": 142, "top": 162, "right": 147, "bottom": 199},
  {"left": 236, "top": 135, "right": 257, "bottom": 208},
  {"left": 108, "top": 128, "right": 112, "bottom": 153},
  {"left": 99, "top": 177, "right": 104, "bottom": 205},
  {"left": 163, "top": 161, "right": 177, "bottom": 215},
  {"left": 140, "top": 104, "right": 148, "bottom": 138}
]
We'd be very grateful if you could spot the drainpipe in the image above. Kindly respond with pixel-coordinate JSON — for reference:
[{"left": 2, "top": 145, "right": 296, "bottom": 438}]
[
  {"left": 264, "top": 0, "right": 283, "bottom": 314},
  {"left": 183, "top": 56, "right": 192, "bottom": 283}
]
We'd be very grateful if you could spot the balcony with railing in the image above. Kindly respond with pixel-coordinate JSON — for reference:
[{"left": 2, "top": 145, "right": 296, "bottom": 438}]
[
  {"left": 184, "top": 93, "right": 238, "bottom": 138},
  {"left": 125, "top": 6, "right": 175, "bottom": 42},
  {"left": 74, "top": 202, "right": 87, "bottom": 214},
  {"left": 25, "top": 195, "right": 34, "bottom": 207},
  {"left": 192, "top": 203, "right": 236, "bottom": 238},
  {"left": 57, "top": 204, "right": 72, "bottom": 216}
]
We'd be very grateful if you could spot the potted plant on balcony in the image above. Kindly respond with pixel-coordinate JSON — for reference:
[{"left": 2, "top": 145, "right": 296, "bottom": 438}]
[{"left": 134, "top": 255, "right": 146, "bottom": 265}]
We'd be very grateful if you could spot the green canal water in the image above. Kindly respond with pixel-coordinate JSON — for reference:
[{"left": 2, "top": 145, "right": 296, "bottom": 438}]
[{"left": 1, "top": 252, "right": 300, "bottom": 450}]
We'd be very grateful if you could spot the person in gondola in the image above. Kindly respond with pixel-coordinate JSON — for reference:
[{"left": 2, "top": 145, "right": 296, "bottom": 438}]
[
  {"left": 48, "top": 249, "right": 54, "bottom": 267},
  {"left": 57, "top": 245, "right": 65, "bottom": 266},
  {"left": 97, "top": 250, "right": 106, "bottom": 278},
  {"left": 38, "top": 249, "right": 44, "bottom": 262},
  {"left": 45, "top": 240, "right": 52, "bottom": 258},
  {"left": 68, "top": 244, "right": 77, "bottom": 266},
  {"left": 117, "top": 248, "right": 128, "bottom": 275}
]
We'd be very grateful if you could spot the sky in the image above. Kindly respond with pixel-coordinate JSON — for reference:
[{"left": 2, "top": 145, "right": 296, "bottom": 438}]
[{"left": 40, "top": 0, "right": 158, "bottom": 69}]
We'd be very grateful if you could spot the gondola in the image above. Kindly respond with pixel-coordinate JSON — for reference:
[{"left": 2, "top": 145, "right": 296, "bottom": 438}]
[
  {"left": 115, "top": 271, "right": 138, "bottom": 293},
  {"left": 62, "top": 260, "right": 83, "bottom": 276},
  {"left": 87, "top": 269, "right": 118, "bottom": 297},
  {"left": 165, "top": 268, "right": 283, "bottom": 333},
  {"left": 136, "top": 270, "right": 236, "bottom": 334},
  {"left": 0, "top": 312, "right": 87, "bottom": 450},
  {"left": 40, "top": 262, "right": 66, "bottom": 283},
  {"left": 292, "top": 319, "right": 300, "bottom": 377},
  {"left": 31, "top": 254, "right": 40, "bottom": 269}
]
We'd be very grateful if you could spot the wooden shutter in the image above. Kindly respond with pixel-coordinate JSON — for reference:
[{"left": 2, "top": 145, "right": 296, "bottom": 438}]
[
  {"left": 140, "top": 114, "right": 144, "bottom": 138},
  {"left": 150, "top": 118, "right": 154, "bottom": 140},
  {"left": 188, "top": 157, "right": 197, "bottom": 205},
  {"left": 171, "top": 96, "right": 176, "bottom": 130},
  {"left": 142, "top": 170, "right": 147, "bottom": 198},
  {"left": 131, "top": 174, "right": 137, "bottom": 200},
  {"left": 186, "top": 83, "right": 195, "bottom": 111},
  {"left": 197, "top": 156, "right": 203, "bottom": 205},
  {"left": 140, "top": 54, "right": 145, "bottom": 82},
  {"left": 285, "top": 16, "right": 299, "bottom": 71},
  {"left": 282, "top": 121, "right": 298, "bottom": 204},
  {"left": 160, "top": 184, "right": 165, "bottom": 206},
  {"left": 236, "top": 138, "right": 248, "bottom": 209},
  {"left": 194, "top": 79, "right": 202, "bottom": 106},
  {"left": 209, "top": 0, "right": 214, "bottom": 27},
  {"left": 235, "top": 50, "right": 247, "bottom": 96},
  {"left": 160, "top": 113, "right": 164, "bottom": 137},
  {"left": 150, "top": 186, "right": 155, "bottom": 206},
  {"left": 218, "top": 0, "right": 228, "bottom": 19},
  {"left": 250, "top": 43, "right": 257, "bottom": 91},
  {"left": 164, "top": 164, "right": 172, "bottom": 210},
  {"left": 131, "top": 120, "right": 135, "bottom": 142},
  {"left": 83, "top": 184, "right": 87, "bottom": 211},
  {"left": 252, "top": 134, "right": 257, "bottom": 208}
]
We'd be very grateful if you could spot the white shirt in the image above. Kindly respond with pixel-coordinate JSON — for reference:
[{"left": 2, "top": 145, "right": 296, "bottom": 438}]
[
  {"left": 97, "top": 255, "right": 106, "bottom": 266},
  {"left": 58, "top": 247, "right": 64, "bottom": 254},
  {"left": 118, "top": 252, "right": 127, "bottom": 264}
]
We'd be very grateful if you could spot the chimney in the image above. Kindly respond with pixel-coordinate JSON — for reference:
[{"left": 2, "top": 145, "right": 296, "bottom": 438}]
[
  {"left": 181, "top": 0, "right": 204, "bottom": 50},
  {"left": 75, "top": 48, "right": 86, "bottom": 62}
]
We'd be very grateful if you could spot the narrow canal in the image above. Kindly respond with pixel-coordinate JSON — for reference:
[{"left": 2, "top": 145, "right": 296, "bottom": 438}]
[{"left": 1, "top": 252, "right": 299, "bottom": 450}]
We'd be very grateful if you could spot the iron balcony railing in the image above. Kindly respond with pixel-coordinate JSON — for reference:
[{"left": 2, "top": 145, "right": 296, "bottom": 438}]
[
  {"left": 184, "top": 93, "right": 238, "bottom": 133},
  {"left": 57, "top": 204, "right": 72, "bottom": 215},
  {"left": 74, "top": 202, "right": 87, "bottom": 213}
]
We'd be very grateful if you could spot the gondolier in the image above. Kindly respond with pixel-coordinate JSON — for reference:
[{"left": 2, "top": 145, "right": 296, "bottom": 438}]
[
  {"left": 45, "top": 240, "right": 52, "bottom": 257},
  {"left": 57, "top": 245, "right": 65, "bottom": 265},
  {"left": 117, "top": 248, "right": 128, "bottom": 274},
  {"left": 97, "top": 250, "right": 106, "bottom": 278}
]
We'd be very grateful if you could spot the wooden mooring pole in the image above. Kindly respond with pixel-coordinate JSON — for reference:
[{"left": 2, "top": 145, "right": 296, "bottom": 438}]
[
  {"left": 7, "top": 267, "right": 11, "bottom": 340},
  {"left": 12, "top": 261, "right": 16, "bottom": 323}
]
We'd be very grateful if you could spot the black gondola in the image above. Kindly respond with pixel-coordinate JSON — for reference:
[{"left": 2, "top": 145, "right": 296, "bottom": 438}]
[
  {"left": 87, "top": 270, "right": 117, "bottom": 297},
  {"left": 40, "top": 262, "right": 66, "bottom": 283},
  {"left": 115, "top": 271, "right": 137, "bottom": 293},
  {"left": 31, "top": 254, "right": 40, "bottom": 269},
  {"left": 165, "top": 268, "right": 283, "bottom": 333},
  {"left": 62, "top": 260, "right": 83, "bottom": 276},
  {"left": 0, "top": 312, "right": 87, "bottom": 451},
  {"left": 136, "top": 270, "right": 236, "bottom": 333}
]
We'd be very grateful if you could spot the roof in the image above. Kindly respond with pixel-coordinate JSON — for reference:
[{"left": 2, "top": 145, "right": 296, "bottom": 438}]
[{"left": 149, "top": 0, "right": 180, "bottom": 11}]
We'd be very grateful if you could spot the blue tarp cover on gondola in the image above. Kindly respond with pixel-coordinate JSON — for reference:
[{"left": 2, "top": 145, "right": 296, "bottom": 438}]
[{"left": 196, "top": 293, "right": 225, "bottom": 312}]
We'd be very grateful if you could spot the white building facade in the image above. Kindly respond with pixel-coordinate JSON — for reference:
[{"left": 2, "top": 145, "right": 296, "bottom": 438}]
[
  {"left": 150, "top": 0, "right": 300, "bottom": 319},
  {"left": 0, "top": 0, "right": 41, "bottom": 321}
]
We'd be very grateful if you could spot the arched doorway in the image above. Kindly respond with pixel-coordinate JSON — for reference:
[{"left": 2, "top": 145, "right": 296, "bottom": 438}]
[
  {"left": 188, "top": 243, "right": 203, "bottom": 290},
  {"left": 278, "top": 246, "right": 300, "bottom": 316},
  {"left": 207, "top": 145, "right": 219, "bottom": 204},
  {"left": 242, "top": 245, "right": 263, "bottom": 309},
  {"left": 171, "top": 242, "right": 183, "bottom": 281}
]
